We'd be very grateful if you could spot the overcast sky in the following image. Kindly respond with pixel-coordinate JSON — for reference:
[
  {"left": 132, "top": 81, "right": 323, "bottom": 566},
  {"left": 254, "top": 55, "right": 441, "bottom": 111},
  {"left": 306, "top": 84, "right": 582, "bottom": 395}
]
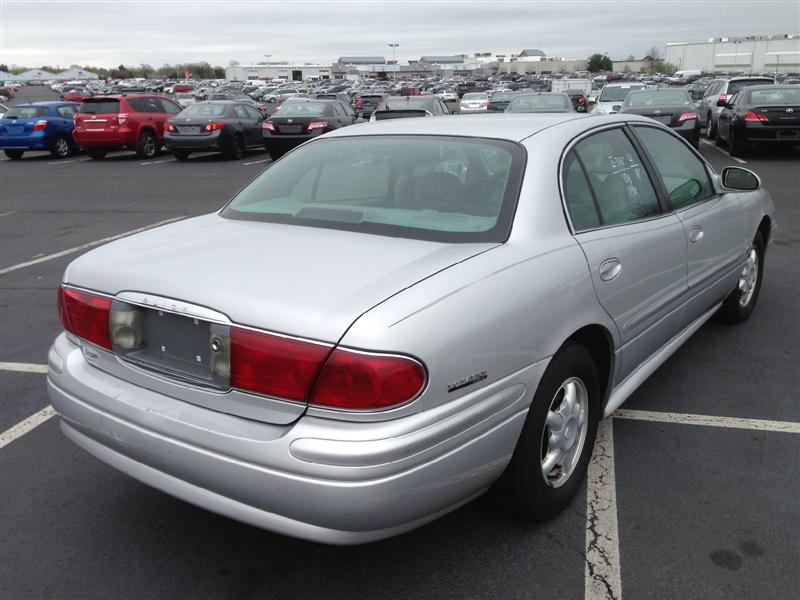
[{"left": 1, "top": 0, "right": 798, "bottom": 68}]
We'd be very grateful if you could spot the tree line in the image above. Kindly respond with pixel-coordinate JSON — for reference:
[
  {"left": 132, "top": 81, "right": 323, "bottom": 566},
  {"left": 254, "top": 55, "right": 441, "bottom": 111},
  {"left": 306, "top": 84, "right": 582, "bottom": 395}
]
[{"left": 0, "top": 62, "right": 226, "bottom": 79}]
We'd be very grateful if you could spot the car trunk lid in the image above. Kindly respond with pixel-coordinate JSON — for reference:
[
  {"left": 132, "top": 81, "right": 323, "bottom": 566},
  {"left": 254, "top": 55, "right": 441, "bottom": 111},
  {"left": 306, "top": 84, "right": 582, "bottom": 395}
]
[{"left": 750, "top": 105, "right": 800, "bottom": 126}]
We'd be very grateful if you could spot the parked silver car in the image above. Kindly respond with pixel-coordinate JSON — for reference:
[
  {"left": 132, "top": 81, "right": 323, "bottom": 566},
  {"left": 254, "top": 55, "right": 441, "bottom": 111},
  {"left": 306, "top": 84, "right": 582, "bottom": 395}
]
[
  {"left": 48, "top": 114, "right": 774, "bottom": 544},
  {"left": 698, "top": 76, "right": 774, "bottom": 138}
]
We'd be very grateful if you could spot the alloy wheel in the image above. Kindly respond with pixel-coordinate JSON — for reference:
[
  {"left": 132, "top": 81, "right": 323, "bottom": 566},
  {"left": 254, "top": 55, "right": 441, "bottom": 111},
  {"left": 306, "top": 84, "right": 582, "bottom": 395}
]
[{"left": 540, "top": 377, "right": 589, "bottom": 488}]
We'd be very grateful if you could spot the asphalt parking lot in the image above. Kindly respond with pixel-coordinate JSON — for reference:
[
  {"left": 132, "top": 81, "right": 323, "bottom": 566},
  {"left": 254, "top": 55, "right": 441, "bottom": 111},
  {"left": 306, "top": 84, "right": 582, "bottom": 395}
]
[{"left": 1, "top": 87, "right": 798, "bottom": 600}]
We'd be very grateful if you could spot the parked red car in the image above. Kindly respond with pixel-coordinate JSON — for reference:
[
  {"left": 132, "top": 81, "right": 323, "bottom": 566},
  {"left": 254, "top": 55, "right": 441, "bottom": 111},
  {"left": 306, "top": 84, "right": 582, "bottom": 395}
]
[
  {"left": 172, "top": 84, "right": 195, "bottom": 93},
  {"left": 63, "top": 90, "right": 86, "bottom": 102},
  {"left": 73, "top": 95, "right": 182, "bottom": 159}
]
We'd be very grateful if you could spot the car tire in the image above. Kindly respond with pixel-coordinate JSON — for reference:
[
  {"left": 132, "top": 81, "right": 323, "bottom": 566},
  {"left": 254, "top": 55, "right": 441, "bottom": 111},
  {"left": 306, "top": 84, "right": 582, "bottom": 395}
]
[
  {"left": 728, "top": 129, "right": 746, "bottom": 157},
  {"left": 50, "top": 135, "right": 72, "bottom": 159},
  {"left": 136, "top": 131, "right": 158, "bottom": 159},
  {"left": 717, "top": 231, "right": 765, "bottom": 324},
  {"left": 706, "top": 113, "right": 717, "bottom": 139},
  {"left": 490, "top": 342, "right": 601, "bottom": 521},
  {"left": 4, "top": 149, "right": 23, "bottom": 159},
  {"left": 226, "top": 135, "right": 245, "bottom": 160},
  {"left": 267, "top": 147, "right": 283, "bottom": 160},
  {"left": 173, "top": 150, "right": 190, "bottom": 161}
]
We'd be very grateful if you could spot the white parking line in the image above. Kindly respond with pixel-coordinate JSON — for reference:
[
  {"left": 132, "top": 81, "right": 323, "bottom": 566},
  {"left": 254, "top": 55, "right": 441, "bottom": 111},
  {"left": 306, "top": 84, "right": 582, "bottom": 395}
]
[
  {"left": 614, "top": 409, "right": 800, "bottom": 434},
  {"left": 0, "top": 216, "right": 185, "bottom": 276},
  {"left": 0, "top": 211, "right": 17, "bottom": 217},
  {"left": 585, "top": 417, "right": 622, "bottom": 600},
  {"left": 0, "top": 362, "right": 48, "bottom": 374},
  {"left": 141, "top": 158, "right": 176, "bottom": 165},
  {"left": 243, "top": 158, "right": 271, "bottom": 166},
  {"left": 0, "top": 406, "right": 56, "bottom": 449},
  {"left": 46, "top": 159, "right": 80, "bottom": 165},
  {"left": 700, "top": 138, "right": 748, "bottom": 164}
]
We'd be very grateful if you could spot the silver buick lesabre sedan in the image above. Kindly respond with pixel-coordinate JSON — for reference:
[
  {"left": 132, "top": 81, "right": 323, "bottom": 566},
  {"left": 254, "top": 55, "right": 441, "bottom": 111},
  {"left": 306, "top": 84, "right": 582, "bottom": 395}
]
[{"left": 48, "top": 113, "right": 774, "bottom": 544}]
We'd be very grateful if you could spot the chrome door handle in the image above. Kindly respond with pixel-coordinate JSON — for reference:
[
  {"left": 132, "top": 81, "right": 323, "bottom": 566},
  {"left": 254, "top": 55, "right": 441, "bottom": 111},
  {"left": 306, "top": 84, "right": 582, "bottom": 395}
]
[
  {"left": 599, "top": 259, "right": 622, "bottom": 281},
  {"left": 690, "top": 226, "right": 704, "bottom": 243}
]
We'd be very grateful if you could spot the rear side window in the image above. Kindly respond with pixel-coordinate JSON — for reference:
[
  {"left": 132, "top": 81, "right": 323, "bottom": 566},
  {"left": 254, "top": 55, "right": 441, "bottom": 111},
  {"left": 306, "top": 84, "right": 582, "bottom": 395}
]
[
  {"left": 3, "top": 106, "right": 48, "bottom": 119},
  {"left": 727, "top": 79, "right": 773, "bottom": 96},
  {"left": 79, "top": 100, "right": 119, "bottom": 114},
  {"left": 128, "top": 97, "right": 164, "bottom": 113},
  {"left": 573, "top": 128, "right": 660, "bottom": 226},
  {"left": 57, "top": 105, "right": 78, "bottom": 118},
  {"left": 563, "top": 151, "right": 601, "bottom": 231}
]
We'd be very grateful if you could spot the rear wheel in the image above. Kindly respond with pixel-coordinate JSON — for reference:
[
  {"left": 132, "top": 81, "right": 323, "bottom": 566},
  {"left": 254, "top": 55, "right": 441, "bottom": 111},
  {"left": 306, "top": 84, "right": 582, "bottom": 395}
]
[
  {"left": 86, "top": 148, "right": 107, "bottom": 160},
  {"left": 172, "top": 150, "right": 190, "bottom": 161},
  {"left": 225, "top": 134, "right": 245, "bottom": 160},
  {"left": 718, "top": 232, "right": 765, "bottom": 323},
  {"left": 136, "top": 131, "right": 158, "bottom": 159},
  {"left": 50, "top": 135, "right": 71, "bottom": 159},
  {"left": 706, "top": 113, "right": 717, "bottom": 139},
  {"left": 4, "top": 150, "right": 23, "bottom": 159},
  {"left": 491, "top": 343, "right": 601, "bottom": 521}
]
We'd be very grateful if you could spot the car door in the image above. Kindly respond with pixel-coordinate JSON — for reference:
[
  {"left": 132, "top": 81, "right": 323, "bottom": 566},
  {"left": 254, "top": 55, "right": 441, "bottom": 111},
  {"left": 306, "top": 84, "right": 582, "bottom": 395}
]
[
  {"left": 232, "top": 104, "right": 253, "bottom": 144},
  {"left": 242, "top": 105, "right": 264, "bottom": 145},
  {"left": 631, "top": 124, "right": 746, "bottom": 328},
  {"left": 563, "top": 127, "right": 689, "bottom": 381},
  {"left": 700, "top": 81, "right": 720, "bottom": 126},
  {"left": 716, "top": 91, "right": 740, "bottom": 141}
]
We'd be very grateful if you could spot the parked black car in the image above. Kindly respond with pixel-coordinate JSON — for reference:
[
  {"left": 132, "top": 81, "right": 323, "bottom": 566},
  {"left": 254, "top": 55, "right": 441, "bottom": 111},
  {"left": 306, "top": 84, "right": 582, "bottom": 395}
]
[
  {"left": 716, "top": 84, "right": 800, "bottom": 156},
  {"left": 164, "top": 101, "right": 264, "bottom": 160},
  {"left": 505, "top": 93, "right": 575, "bottom": 113},
  {"left": 357, "top": 93, "right": 389, "bottom": 117},
  {"left": 262, "top": 99, "right": 359, "bottom": 159},
  {"left": 486, "top": 92, "right": 513, "bottom": 112},
  {"left": 619, "top": 89, "right": 700, "bottom": 148},
  {"left": 370, "top": 96, "right": 451, "bottom": 120}
]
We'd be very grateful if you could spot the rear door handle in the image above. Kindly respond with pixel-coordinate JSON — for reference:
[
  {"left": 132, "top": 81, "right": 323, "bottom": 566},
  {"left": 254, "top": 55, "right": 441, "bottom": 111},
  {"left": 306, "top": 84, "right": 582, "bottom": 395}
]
[
  {"left": 599, "top": 258, "right": 622, "bottom": 281},
  {"left": 689, "top": 226, "right": 704, "bottom": 243}
]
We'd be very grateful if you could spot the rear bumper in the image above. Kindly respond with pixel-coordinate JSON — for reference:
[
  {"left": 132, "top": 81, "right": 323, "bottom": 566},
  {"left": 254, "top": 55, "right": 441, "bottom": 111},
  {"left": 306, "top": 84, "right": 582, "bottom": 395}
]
[
  {"left": 740, "top": 124, "right": 800, "bottom": 143},
  {"left": 262, "top": 132, "right": 322, "bottom": 151},
  {"left": 164, "top": 131, "right": 225, "bottom": 151},
  {"left": 47, "top": 333, "right": 534, "bottom": 544},
  {"left": 0, "top": 131, "right": 48, "bottom": 150},
  {"left": 671, "top": 121, "right": 701, "bottom": 144},
  {"left": 73, "top": 128, "right": 134, "bottom": 148}
]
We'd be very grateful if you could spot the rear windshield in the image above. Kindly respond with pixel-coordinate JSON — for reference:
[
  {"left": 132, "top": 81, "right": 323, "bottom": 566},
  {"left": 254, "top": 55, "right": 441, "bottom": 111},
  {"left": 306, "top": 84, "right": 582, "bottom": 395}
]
[
  {"left": 598, "top": 85, "right": 645, "bottom": 102},
  {"left": 79, "top": 100, "right": 120, "bottom": 114},
  {"left": 180, "top": 103, "right": 227, "bottom": 117},
  {"left": 382, "top": 97, "right": 433, "bottom": 110},
  {"left": 221, "top": 135, "right": 525, "bottom": 243},
  {"left": 748, "top": 88, "right": 800, "bottom": 105},
  {"left": 491, "top": 93, "right": 513, "bottom": 102},
  {"left": 463, "top": 93, "right": 488, "bottom": 100},
  {"left": 728, "top": 79, "right": 773, "bottom": 95},
  {"left": 624, "top": 91, "right": 692, "bottom": 107},
  {"left": 275, "top": 102, "right": 328, "bottom": 116},
  {"left": 4, "top": 106, "right": 48, "bottom": 119},
  {"left": 509, "top": 94, "right": 569, "bottom": 111}
]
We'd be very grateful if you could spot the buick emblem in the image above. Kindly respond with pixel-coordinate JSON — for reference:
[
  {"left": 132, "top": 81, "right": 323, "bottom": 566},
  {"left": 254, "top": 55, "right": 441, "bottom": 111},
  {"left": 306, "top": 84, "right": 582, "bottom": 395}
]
[
  {"left": 787, "top": 108, "right": 794, "bottom": 113},
  {"left": 653, "top": 109, "right": 662, "bottom": 114}
]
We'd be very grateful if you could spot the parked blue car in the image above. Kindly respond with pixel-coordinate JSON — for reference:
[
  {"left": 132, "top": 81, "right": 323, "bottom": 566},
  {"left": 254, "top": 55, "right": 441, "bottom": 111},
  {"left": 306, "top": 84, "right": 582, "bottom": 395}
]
[{"left": 0, "top": 101, "right": 80, "bottom": 159}]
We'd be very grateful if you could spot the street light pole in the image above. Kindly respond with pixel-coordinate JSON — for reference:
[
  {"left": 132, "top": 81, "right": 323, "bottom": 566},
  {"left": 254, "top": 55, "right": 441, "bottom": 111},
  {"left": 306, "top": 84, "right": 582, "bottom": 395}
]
[{"left": 388, "top": 43, "right": 399, "bottom": 82}]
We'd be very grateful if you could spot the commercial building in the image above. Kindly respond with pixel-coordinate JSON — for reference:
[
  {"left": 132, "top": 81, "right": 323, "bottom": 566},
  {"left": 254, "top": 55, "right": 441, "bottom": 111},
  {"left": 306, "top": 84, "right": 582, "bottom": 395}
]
[
  {"left": 612, "top": 59, "right": 649, "bottom": 73},
  {"left": 55, "top": 67, "right": 100, "bottom": 80},
  {"left": 665, "top": 34, "right": 800, "bottom": 74},
  {"left": 226, "top": 63, "right": 332, "bottom": 82}
]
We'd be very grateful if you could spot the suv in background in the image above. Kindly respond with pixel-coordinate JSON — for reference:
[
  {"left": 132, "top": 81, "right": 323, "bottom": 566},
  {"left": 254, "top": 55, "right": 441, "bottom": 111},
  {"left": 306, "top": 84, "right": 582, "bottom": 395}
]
[
  {"left": 699, "top": 76, "right": 774, "bottom": 138},
  {"left": 73, "top": 94, "right": 183, "bottom": 159}
]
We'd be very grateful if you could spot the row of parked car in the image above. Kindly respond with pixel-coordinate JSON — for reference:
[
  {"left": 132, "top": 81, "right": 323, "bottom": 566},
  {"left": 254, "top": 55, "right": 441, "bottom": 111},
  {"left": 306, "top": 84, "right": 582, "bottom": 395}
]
[{"left": 1, "top": 76, "right": 798, "bottom": 161}]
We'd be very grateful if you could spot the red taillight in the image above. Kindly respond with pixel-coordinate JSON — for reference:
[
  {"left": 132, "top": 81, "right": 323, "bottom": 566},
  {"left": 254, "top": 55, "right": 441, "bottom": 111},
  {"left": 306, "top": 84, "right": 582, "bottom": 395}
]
[
  {"left": 230, "top": 327, "right": 331, "bottom": 402},
  {"left": 578, "top": 95, "right": 586, "bottom": 105},
  {"left": 677, "top": 112, "right": 698, "bottom": 123},
  {"left": 58, "top": 287, "right": 112, "bottom": 350},
  {"left": 310, "top": 349, "right": 426, "bottom": 410},
  {"left": 203, "top": 121, "right": 224, "bottom": 132},
  {"left": 164, "top": 122, "right": 175, "bottom": 132},
  {"left": 117, "top": 112, "right": 128, "bottom": 125},
  {"left": 307, "top": 121, "right": 328, "bottom": 130},
  {"left": 718, "top": 93, "right": 727, "bottom": 103},
  {"left": 263, "top": 121, "right": 275, "bottom": 131},
  {"left": 355, "top": 99, "right": 362, "bottom": 109},
  {"left": 33, "top": 119, "right": 48, "bottom": 131},
  {"left": 486, "top": 103, "right": 493, "bottom": 109},
  {"left": 744, "top": 111, "right": 769, "bottom": 122}
]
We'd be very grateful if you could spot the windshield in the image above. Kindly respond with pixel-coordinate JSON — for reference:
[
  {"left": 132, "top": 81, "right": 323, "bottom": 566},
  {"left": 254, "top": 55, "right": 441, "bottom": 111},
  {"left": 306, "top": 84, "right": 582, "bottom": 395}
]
[
  {"left": 624, "top": 91, "right": 692, "bottom": 107},
  {"left": 509, "top": 94, "right": 569, "bottom": 111},
  {"left": 79, "top": 100, "right": 120, "bottom": 114},
  {"left": 221, "top": 135, "right": 525, "bottom": 243},
  {"left": 4, "top": 106, "right": 48, "bottom": 119},
  {"left": 382, "top": 97, "right": 433, "bottom": 110},
  {"left": 748, "top": 88, "right": 800, "bottom": 105},
  {"left": 275, "top": 102, "right": 328, "bottom": 116},
  {"left": 179, "top": 103, "right": 227, "bottom": 117},
  {"left": 598, "top": 85, "right": 644, "bottom": 102}
]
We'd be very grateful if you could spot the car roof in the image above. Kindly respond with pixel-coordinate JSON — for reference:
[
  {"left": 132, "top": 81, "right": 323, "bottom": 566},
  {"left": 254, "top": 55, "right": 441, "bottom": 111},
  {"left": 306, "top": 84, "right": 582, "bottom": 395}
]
[
  {"left": 14, "top": 101, "right": 80, "bottom": 107},
  {"left": 326, "top": 113, "right": 598, "bottom": 142}
]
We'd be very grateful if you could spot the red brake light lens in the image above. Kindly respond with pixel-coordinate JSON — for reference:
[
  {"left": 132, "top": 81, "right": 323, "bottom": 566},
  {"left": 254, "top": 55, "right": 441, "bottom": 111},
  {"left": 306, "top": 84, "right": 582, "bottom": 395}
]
[
  {"left": 263, "top": 121, "right": 275, "bottom": 131},
  {"left": 230, "top": 327, "right": 330, "bottom": 402},
  {"left": 33, "top": 119, "right": 48, "bottom": 131},
  {"left": 203, "top": 121, "right": 224, "bottom": 132},
  {"left": 744, "top": 111, "right": 769, "bottom": 122},
  {"left": 677, "top": 112, "right": 698, "bottom": 123},
  {"left": 58, "top": 287, "right": 112, "bottom": 350},
  {"left": 307, "top": 121, "right": 328, "bottom": 130},
  {"left": 310, "top": 349, "right": 426, "bottom": 410},
  {"left": 718, "top": 93, "right": 728, "bottom": 103},
  {"left": 164, "top": 122, "right": 175, "bottom": 132}
]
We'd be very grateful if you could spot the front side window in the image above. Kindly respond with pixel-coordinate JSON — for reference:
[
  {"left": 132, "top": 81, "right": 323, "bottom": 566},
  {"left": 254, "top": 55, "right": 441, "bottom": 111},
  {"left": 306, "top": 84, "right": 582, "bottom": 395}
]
[
  {"left": 632, "top": 126, "right": 714, "bottom": 209},
  {"left": 221, "top": 135, "right": 526, "bottom": 243},
  {"left": 573, "top": 128, "right": 660, "bottom": 226}
]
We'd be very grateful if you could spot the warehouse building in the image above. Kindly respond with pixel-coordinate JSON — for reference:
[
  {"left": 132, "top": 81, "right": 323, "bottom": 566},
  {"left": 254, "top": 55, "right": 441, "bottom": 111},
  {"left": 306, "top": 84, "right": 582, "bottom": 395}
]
[
  {"left": 226, "top": 62, "right": 332, "bottom": 81},
  {"left": 665, "top": 34, "right": 800, "bottom": 73}
]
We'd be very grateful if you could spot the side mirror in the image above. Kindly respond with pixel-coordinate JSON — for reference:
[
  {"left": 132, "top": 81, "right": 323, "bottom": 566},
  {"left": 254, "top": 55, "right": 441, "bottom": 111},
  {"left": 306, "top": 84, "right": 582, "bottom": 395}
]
[
  {"left": 716, "top": 99, "right": 729, "bottom": 108},
  {"left": 721, "top": 166, "right": 760, "bottom": 191}
]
